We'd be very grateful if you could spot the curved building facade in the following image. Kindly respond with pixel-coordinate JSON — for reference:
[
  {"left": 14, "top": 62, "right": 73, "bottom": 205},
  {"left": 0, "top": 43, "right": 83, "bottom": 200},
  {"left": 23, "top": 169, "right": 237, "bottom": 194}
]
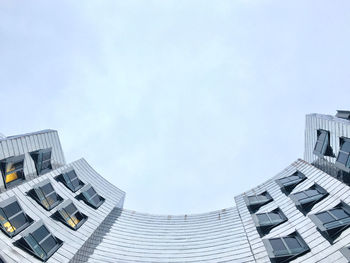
[{"left": 1, "top": 112, "right": 350, "bottom": 262}]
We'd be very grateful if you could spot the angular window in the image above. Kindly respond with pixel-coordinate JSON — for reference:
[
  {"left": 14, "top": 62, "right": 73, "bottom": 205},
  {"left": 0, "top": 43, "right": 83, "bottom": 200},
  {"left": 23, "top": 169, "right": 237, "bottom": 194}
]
[
  {"left": 263, "top": 231, "right": 310, "bottom": 262},
  {"left": 30, "top": 148, "right": 53, "bottom": 175},
  {"left": 0, "top": 155, "right": 25, "bottom": 188},
  {"left": 290, "top": 184, "right": 328, "bottom": 214},
  {"left": 309, "top": 201, "right": 350, "bottom": 241},
  {"left": 80, "top": 184, "right": 105, "bottom": 209},
  {"left": 335, "top": 138, "right": 350, "bottom": 173},
  {"left": 244, "top": 191, "right": 273, "bottom": 213},
  {"left": 275, "top": 171, "right": 306, "bottom": 195},
  {"left": 57, "top": 169, "right": 84, "bottom": 192},
  {"left": 15, "top": 220, "right": 63, "bottom": 262},
  {"left": 313, "top": 130, "right": 333, "bottom": 157},
  {"left": 28, "top": 179, "right": 63, "bottom": 210},
  {"left": 252, "top": 208, "right": 287, "bottom": 236},
  {"left": 54, "top": 200, "right": 87, "bottom": 230},
  {"left": 0, "top": 196, "right": 32, "bottom": 237}
]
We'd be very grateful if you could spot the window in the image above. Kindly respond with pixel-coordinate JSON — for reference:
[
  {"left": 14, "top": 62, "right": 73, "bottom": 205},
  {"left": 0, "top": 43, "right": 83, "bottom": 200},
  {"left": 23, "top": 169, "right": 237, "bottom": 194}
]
[
  {"left": 58, "top": 169, "right": 84, "bottom": 192},
  {"left": 340, "top": 246, "right": 350, "bottom": 261},
  {"left": 252, "top": 208, "right": 287, "bottom": 236},
  {"left": 290, "top": 184, "right": 328, "bottom": 214},
  {"left": 309, "top": 201, "right": 350, "bottom": 241},
  {"left": 263, "top": 231, "right": 310, "bottom": 262},
  {"left": 54, "top": 200, "right": 87, "bottom": 230},
  {"left": 335, "top": 138, "right": 350, "bottom": 173},
  {"left": 313, "top": 130, "right": 333, "bottom": 157},
  {"left": 275, "top": 171, "right": 306, "bottom": 195},
  {"left": 0, "top": 196, "right": 32, "bottom": 237},
  {"left": 30, "top": 148, "right": 53, "bottom": 175},
  {"left": 15, "top": 220, "right": 63, "bottom": 261},
  {"left": 244, "top": 191, "right": 273, "bottom": 213},
  {"left": 0, "top": 155, "right": 25, "bottom": 188},
  {"left": 80, "top": 184, "right": 105, "bottom": 209},
  {"left": 29, "top": 179, "right": 63, "bottom": 210}
]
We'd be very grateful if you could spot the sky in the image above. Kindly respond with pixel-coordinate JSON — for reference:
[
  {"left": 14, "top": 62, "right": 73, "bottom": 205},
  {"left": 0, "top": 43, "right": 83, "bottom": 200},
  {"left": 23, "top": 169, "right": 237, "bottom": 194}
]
[{"left": 0, "top": 0, "right": 350, "bottom": 215}]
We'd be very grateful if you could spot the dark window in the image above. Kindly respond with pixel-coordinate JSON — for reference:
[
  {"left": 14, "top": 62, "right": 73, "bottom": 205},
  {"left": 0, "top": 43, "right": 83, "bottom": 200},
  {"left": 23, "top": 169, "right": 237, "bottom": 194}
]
[
  {"left": 80, "top": 184, "right": 105, "bottom": 209},
  {"left": 336, "top": 138, "right": 350, "bottom": 172},
  {"left": 263, "top": 231, "right": 310, "bottom": 262},
  {"left": 244, "top": 191, "right": 273, "bottom": 213},
  {"left": 253, "top": 208, "right": 287, "bottom": 236},
  {"left": 59, "top": 169, "right": 84, "bottom": 192},
  {"left": 30, "top": 148, "right": 52, "bottom": 175},
  {"left": 0, "top": 155, "right": 25, "bottom": 188},
  {"left": 55, "top": 200, "right": 87, "bottom": 230},
  {"left": 309, "top": 201, "right": 350, "bottom": 241},
  {"left": 29, "top": 179, "right": 63, "bottom": 210},
  {"left": 275, "top": 171, "right": 306, "bottom": 195},
  {"left": 290, "top": 184, "right": 328, "bottom": 214},
  {"left": 16, "top": 220, "right": 62, "bottom": 262},
  {"left": 313, "top": 130, "right": 333, "bottom": 157},
  {"left": 0, "top": 196, "right": 32, "bottom": 237}
]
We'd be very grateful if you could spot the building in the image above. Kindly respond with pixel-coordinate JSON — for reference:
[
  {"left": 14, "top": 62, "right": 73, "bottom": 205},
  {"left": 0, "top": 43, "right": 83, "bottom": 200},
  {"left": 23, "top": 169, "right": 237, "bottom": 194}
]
[{"left": 1, "top": 111, "right": 350, "bottom": 262}]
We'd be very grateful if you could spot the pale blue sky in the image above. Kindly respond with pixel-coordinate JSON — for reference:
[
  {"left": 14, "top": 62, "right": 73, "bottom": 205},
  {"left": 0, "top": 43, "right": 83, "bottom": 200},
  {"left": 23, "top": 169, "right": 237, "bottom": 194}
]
[{"left": 1, "top": 1, "right": 350, "bottom": 214}]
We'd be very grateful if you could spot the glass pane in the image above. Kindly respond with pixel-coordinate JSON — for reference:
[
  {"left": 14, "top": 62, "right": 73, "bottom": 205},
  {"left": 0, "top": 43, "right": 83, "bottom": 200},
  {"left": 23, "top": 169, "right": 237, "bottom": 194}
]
[
  {"left": 337, "top": 152, "right": 349, "bottom": 165},
  {"left": 86, "top": 188, "right": 96, "bottom": 198},
  {"left": 71, "top": 178, "right": 80, "bottom": 190},
  {"left": 294, "top": 192, "right": 307, "bottom": 199},
  {"left": 284, "top": 237, "right": 301, "bottom": 249},
  {"left": 279, "top": 178, "right": 290, "bottom": 184},
  {"left": 269, "top": 212, "right": 282, "bottom": 222},
  {"left": 317, "top": 212, "right": 334, "bottom": 224},
  {"left": 46, "top": 192, "right": 58, "bottom": 207},
  {"left": 318, "top": 131, "right": 327, "bottom": 141},
  {"left": 67, "top": 170, "right": 77, "bottom": 180},
  {"left": 6, "top": 161, "right": 23, "bottom": 172},
  {"left": 42, "top": 151, "right": 51, "bottom": 161},
  {"left": 5, "top": 172, "right": 19, "bottom": 183},
  {"left": 305, "top": 189, "right": 319, "bottom": 197},
  {"left": 32, "top": 225, "right": 50, "bottom": 242},
  {"left": 257, "top": 214, "right": 269, "bottom": 223},
  {"left": 41, "top": 160, "right": 52, "bottom": 171},
  {"left": 342, "top": 141, "right": 350, "bottom": 153},
  {"left": 41, "top": 183, "right": 54, "bottom": 195},
  {"left": 40, "top": 235, "right": 57, "bottom": 254},
  {"left": 3, "top": 202, "right": 21, "bottom": 218},
  {"left": 331, "top": 208, "right": 350, "bottom": 220},
  {"left": 91, "top": 195, "right": 101, "bottom": 206},
  {"left": 248, "top": 196, "right": 257, "bottom": 202},
  {"left": 65, "top": 203, "right": 77, "bottom": 215},
  {"left": 25, "top": 235, "right": 46, "bottom": 259},
  {"left": 10, "top": 212, "right": 27, "bottom": 229},
  {"left": 270, "top": 239, "right": 286, "bottom": 251},
  {"left": 315, "top": 141, "right": 323, "bottom": 152}
]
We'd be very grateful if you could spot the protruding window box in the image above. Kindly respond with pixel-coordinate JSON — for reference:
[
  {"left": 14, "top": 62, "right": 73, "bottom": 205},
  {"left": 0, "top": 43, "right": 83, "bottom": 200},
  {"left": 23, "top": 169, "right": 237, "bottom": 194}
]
[
  {"left": 275, "top": 171, "right": 306, "bottom": 195},
  {"left": 52, "top": 200, "right": 87, "bottom": 230},
  {"left": 30, "top": 148, "right": 53, "bottom": 175},
  {"left": 78, "top": 184, "right": 105, "bottom": 209},
  {"left": 56, "top": 168, "right": 84, "bottom": 192},
  {"left": 28, "top": 179, "right": 63, "bottom": 211},
  {"left": 309, "top": 201, "right": 350, "bottom": 242},
  {"left": 0, "top": 196, "right": 33, "bottom": 237},
  {"left": 290, "top": 184, "right": 328, "bottom": 215},
  {"left": 252, "top": 208, "right": 287, "bottom": 236},
  {"left": 335, "top": 137, "right": 350, "bottom": 173},
  {"left": 15, "top": 220, "right": 63, "bottom": 262},
  {"left": 313, "top": 130, "right": 333, "bottom": 158},
  {"left": 244, "top": 191, "right": 273, "bottom": 213},
  {"left": 0, "top": 155, "right": 25, "bottom": 188},
  {"left": 263, "top": 231, "right": 310, "bottom": 263}
]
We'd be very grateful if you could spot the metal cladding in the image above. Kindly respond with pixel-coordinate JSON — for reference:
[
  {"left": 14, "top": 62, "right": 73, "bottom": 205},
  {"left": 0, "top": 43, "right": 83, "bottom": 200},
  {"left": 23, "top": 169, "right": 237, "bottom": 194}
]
[{"left": 1, "top": 113, "right": 350, "bottom": 262}]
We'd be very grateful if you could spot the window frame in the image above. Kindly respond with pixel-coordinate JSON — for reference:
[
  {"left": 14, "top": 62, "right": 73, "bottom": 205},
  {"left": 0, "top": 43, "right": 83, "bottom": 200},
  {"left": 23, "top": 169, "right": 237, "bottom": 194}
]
[
  {"left": 0, "top": 196, "right": 32, "bottom": 237},
  {"left": 243, "top": 191, "right": 273, "bottom": 213},
  {"left": 275, "top": 171, "right": 306, "bottom": 195},
  {"left": 313, "top": 129, "right": 333, "bottom": 157},
  {"left": 15, "top": 220, "right": 63, "bottom": 262},
  {"left": 30, "top": 148, "right": 53, "bottom": 175},
  {"left": 57, "top": 168, "right": 84, "bottom": 192},
  {"left": 335, "top": 137, "right": 350, "bottom": 173},
  {"left": 80, "top": 184, "right": 105, "bottom": 209},
  {"left": 290, "top": 183, "right": 328, "bottom": 214},
  {"left": 262, "top": 231, "right": 310, "bottom": 262},
  {"left": 0, "top": 155, "right": 25, "bottom": 189},
  {"left": 309, "top": 201, "right": 350, "bottom": 241},
  {"left": 252, "top": 208, "right": 287, "bottom": 236},
  {"left": 54, "top": 200, "right": 87, "bottom": 230},
  {"left": 29, "top": 179, "right": 63, "bottom": 211}
]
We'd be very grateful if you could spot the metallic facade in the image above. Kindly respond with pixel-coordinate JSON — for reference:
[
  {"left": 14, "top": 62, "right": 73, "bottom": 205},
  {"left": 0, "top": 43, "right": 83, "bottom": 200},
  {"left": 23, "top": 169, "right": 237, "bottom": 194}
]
[{"left": 1, "top": 112, "right": 350, "bottom": 262}]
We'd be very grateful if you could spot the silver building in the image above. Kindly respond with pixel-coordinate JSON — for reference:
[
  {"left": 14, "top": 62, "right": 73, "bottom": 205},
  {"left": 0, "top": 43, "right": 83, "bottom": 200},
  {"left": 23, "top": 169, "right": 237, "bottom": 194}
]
[{"left": 1, "top": 111, "right": 350, "bottom": 263}]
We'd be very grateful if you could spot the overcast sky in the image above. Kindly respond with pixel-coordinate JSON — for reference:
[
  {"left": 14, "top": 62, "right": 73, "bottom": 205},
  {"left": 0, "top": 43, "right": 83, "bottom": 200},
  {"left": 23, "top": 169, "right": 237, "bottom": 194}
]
[{"left": 1, "top": 1, "right": 350, "bottom": 215}]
